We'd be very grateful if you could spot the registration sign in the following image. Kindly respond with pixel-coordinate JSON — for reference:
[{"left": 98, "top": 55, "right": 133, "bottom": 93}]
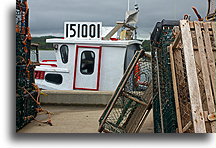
[{"left": 64, "top": 22, "right": 102, "bottom": 40}]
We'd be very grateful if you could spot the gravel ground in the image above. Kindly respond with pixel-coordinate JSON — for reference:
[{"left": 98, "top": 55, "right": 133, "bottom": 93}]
[{"left": 17, "top": 105, "right": 153, "bottom": 133}]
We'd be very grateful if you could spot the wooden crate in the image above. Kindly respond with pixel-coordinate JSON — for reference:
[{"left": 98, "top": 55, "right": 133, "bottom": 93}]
[{"left": 169, "top": 20, "right": 216, "bottom": 133}]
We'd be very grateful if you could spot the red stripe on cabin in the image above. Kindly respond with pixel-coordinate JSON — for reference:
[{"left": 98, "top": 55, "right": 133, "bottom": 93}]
[
  {"left": 41, "top": 60, "right": 57, "bottom": 62},
  {"left": 40, "top": 63, "right": 57, "bottom": 67}
]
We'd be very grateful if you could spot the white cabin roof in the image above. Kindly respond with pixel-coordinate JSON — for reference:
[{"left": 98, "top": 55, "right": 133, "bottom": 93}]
[{"left": 46, "top": 38, "right": 142, "bottom": 47}]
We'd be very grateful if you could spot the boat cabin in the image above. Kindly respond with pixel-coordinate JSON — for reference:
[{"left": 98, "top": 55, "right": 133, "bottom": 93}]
[{"left": 35, "top": 22, "right": 142, "bottom": 91}]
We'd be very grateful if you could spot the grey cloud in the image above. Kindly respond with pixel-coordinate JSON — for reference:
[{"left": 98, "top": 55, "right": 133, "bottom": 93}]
[{"left": 28, "top": 0, "right": 207, "bottom": 38}]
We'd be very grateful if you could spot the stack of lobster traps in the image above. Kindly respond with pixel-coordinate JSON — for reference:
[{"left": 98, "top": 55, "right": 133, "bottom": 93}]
[
  {"left": 168, "top": 20, "right": 216, "bottom": 133},
  {"left": 151, "top": 20, "right": 216, "bottom": 133},
  {"left": 16, "top": 0, "right": 39, "bottom": 131}
]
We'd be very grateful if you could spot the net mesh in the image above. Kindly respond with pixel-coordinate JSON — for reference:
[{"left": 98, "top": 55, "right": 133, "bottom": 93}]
[{"left": 151, "top": 23, "right": 179, "bottom": 133}]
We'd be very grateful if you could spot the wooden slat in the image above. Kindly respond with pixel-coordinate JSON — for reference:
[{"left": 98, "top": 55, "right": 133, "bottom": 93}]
[
  {"left": 182, "top": 121, "right": 192, "bottom": 133},
  {"left": 169, "top": 45, "right": 183, "bottom": 133},
  {"left": 172, "top": 32, "right": 181, "bottom": 49},
  {"left": 135, "top": 99, "right": 153, "bottom": 133},
  {"left": 203, "top": 111, "right": 209, "bottom": 121},
  {"left": 193, "top": 46, "right": 216, "bottom": 51},
  {"left": 194, "top": 21, "right": 215, "bottom": 133},
  {"left": 122, "top": 92, "right": 147, "bottom": 106},
  {"left": 189, "top": 21, "right": 212, "bottom": 29},
  {"left": 180, "top": 20, "right": 206, "bottom": 133},
  {"left": 213, "top": 50, "right": 216, "bottom": 65},
  {"left": 173, "top": 46, "right": 192, "bottom": 130},
  {"left": 203, "top": 23, "right": 216, "bottom": 101}
]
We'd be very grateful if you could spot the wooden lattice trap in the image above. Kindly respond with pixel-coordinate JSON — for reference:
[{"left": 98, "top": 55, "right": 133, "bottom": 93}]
[{"left": 169, "top": 20, "right": 216, "bottom": 133}]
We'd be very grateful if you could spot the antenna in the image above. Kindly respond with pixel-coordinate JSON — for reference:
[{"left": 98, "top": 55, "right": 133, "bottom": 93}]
[{"left": 128, "top": 0, "right": 130, "bottom": 11}]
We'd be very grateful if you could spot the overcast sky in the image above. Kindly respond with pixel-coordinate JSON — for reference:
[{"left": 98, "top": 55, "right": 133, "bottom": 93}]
[{"left": 28, "top": 0, "right": 207, "bottom": 39}]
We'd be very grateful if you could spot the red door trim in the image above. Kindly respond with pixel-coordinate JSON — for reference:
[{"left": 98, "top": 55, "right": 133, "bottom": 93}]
[{"left": 73, "top": 45, "right": 102, "bottom": 91}]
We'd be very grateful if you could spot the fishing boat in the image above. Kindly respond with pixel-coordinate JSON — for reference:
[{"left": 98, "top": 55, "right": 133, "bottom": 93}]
[{"left": 35, "top": 9, "right": 142, "bottom": 91}]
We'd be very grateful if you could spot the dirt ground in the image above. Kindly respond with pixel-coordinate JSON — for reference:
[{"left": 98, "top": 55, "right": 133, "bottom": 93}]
[{"left": 17, "top": 105, "right": 154, "bottom": 133}]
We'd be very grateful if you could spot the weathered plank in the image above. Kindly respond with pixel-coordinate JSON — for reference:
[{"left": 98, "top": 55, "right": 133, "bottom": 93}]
[
  {"left": 172, "top": 32, "right": 181, "bottom": 49},
  {"left": 194, "top": 21, "right": 215, "bottom": 133},
  {"left": 135, "top": 99, "right": 153, "bottom": 133},
  {"left": 169, "top": 45, "right": 183, "bottom": 133},
  {"left": 189, "top": 21, "right": 212, "bottom": 29},
  {"left": 122, "top": 92, "right": 147, "bottom": 106},
  {"left": 173, "top": 47, "right": 193, "bottom": 131},
  {"left": 182, "top": 121, "right": 192, "bottom": 133},
  {"left": 210, "top": 22, "right": 216, "bottom": 104},
  {"left": 180, "top": 20, "right": 206, "bottom": 133}
]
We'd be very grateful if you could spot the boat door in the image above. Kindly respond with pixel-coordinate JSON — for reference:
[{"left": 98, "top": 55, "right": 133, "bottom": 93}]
[{"left": 73, "top": 45, "right": 102, "bottom": 90}]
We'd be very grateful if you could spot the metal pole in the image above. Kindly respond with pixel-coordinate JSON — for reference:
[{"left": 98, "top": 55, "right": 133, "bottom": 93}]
[{"left": 128, "top": 0, "right": 130, "bottom": 11}]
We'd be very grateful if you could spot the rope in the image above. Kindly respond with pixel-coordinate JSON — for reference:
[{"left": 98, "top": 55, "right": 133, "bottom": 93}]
[
  {"left": 32, "top": 83, "right": 41, "bottom": 103},
  {"left": 22, "top": 87, "right": 53, "bottom": 126},
  {"left": 22, "top": 87, "right": 40, "bottom": 105}
]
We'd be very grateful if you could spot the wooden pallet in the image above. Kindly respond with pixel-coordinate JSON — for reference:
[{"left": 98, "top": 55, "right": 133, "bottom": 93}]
[{"left": 169, "top": 20, "right": 216, "bottom": 133}]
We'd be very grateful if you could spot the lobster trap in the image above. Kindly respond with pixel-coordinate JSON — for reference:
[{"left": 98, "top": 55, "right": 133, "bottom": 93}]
[
  {"left": 16, "top": 92, "right": 38, "bottom": 131},
  {"left": 16, "top": 0, "right": 32, "bottom": 65},
  {"left": 151, "top": 20, "right": 216, "bottom": 133},
  {"left": 16, "top": 0, "right": 41, "bottom": 131},
  {"left": 16, "top": 65, "right": 35, "bottom": 94},
  {"left": 98, "top": 49, "right": 153, "bottom": 133},
  {"left": 168, "top": 20, "right": 216, "bottom": 133},
  {"left": 151, "top": 20, "right": 180, "bottom": 133}
]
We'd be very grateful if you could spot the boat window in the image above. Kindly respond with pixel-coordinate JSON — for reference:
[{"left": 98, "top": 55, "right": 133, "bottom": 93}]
[
  {"left": 60, "top": 45, "right": 69, "bottom": 64},
  {"left": 45, "top": 74, "right": 63, "bottom": 84},
  {"left": 80, "top": 51, "right": 95, "bottom": 75}
]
